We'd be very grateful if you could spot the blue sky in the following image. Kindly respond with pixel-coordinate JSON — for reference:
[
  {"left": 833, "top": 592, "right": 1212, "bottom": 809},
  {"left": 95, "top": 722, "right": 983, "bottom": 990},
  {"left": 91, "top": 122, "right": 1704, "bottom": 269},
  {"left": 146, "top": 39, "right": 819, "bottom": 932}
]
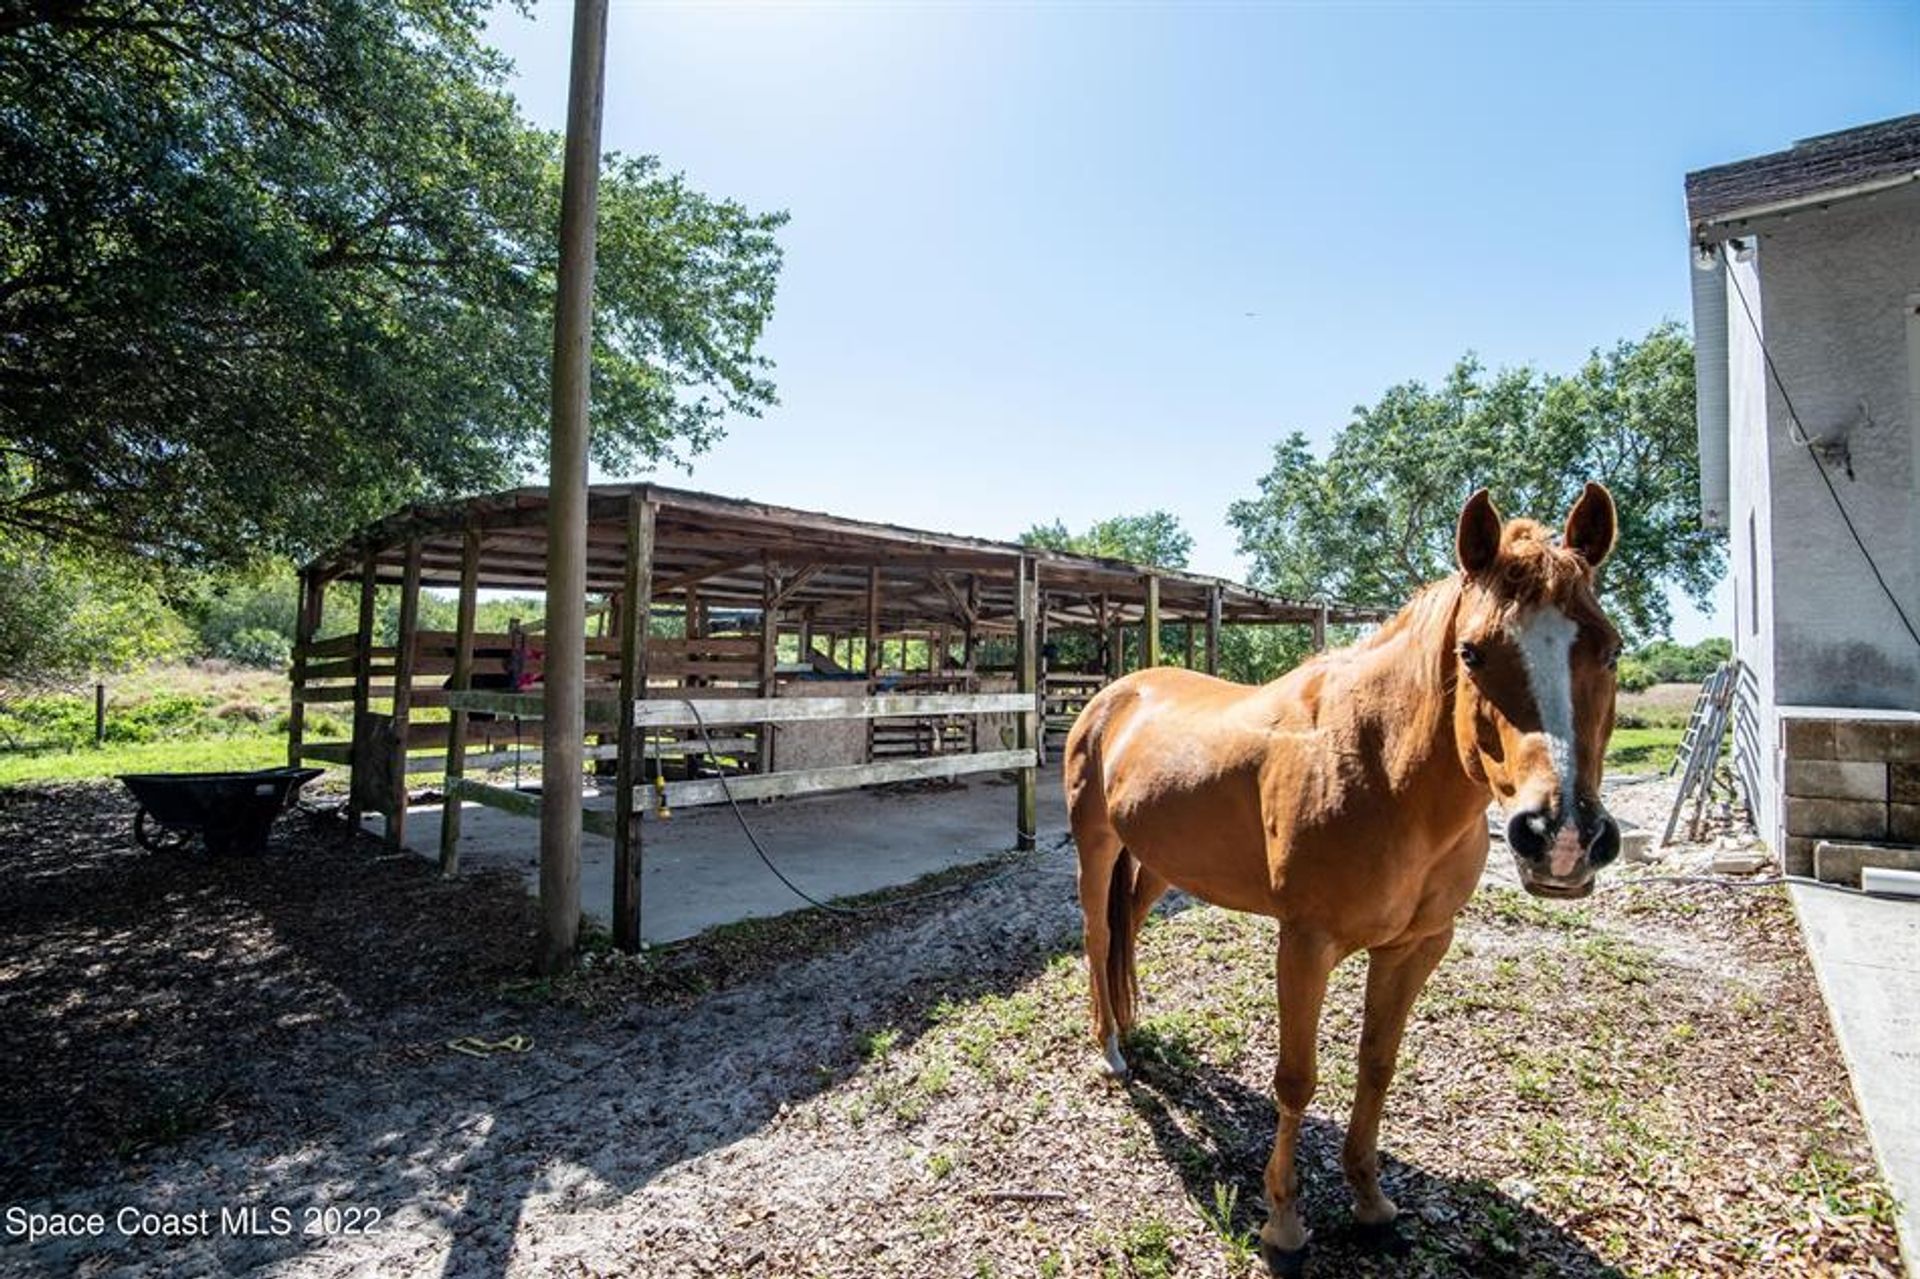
[{"left": 485, "top": 2, "right": 1918, "bottom": 642}]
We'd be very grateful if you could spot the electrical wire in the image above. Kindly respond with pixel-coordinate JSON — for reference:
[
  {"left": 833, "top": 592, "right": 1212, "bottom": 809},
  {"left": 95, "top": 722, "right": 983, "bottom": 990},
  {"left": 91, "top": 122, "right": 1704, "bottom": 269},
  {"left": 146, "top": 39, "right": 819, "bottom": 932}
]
[
  {"left": 676, "top": 698, "right": 1068, "bottom": 916},
  {"left": 1719, "top": 246, "right": 1920, "bottom": 651}
]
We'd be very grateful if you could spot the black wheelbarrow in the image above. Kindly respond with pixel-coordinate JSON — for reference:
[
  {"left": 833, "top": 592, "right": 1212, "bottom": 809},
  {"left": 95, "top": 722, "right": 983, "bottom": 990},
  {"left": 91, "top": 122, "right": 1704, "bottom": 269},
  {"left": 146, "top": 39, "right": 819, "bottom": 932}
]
[{"left": 118, "top": 767, "right": 324, "bottom": 856}]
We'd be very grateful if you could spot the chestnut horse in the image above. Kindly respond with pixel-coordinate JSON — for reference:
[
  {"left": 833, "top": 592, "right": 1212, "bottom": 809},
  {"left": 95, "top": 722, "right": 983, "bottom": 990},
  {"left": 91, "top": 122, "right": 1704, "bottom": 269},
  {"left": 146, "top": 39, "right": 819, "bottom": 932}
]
[{"left": 1066, "top": 485, "right": 1625, "bottom": 1268}]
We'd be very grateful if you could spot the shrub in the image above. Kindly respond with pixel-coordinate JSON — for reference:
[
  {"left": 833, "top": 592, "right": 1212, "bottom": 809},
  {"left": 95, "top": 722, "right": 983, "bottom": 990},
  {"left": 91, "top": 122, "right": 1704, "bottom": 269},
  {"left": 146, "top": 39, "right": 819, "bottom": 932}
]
[{"left": 219, "top": 627, "right": 292, "bottom": 670}]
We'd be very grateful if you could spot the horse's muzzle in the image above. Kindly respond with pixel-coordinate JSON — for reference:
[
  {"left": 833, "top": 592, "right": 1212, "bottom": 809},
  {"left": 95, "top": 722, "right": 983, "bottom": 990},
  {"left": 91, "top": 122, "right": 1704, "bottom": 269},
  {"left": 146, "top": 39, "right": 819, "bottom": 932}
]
[{"left": 1506, "top": 799, "right": 1618, "bottom": 899}]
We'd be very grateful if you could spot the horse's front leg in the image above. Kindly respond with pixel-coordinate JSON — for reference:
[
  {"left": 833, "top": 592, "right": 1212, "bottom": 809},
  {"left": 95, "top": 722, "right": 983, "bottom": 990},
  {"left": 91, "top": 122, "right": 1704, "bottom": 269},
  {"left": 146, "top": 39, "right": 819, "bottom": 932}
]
[
  {"left": 1342, "top": 927, "right": 1453, "bottom": 1231},
  {"left": 1260, "top": 929, "right": 1340, "bottom": 1267}
]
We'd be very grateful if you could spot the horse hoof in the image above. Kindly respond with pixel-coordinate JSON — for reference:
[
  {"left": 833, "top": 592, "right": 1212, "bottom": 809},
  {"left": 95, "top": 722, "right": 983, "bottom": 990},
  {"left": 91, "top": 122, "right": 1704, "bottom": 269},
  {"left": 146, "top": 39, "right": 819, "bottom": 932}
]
[
  {"left": 1353, "top": 1219, "right": 1411, "bottom": 1256},
  {"left": 1101, "top": 1034, "right": 1130, "bottom": 1080},
  {"left": 1259, "top": 1240, "right": 1308, "bottom": 1278}
]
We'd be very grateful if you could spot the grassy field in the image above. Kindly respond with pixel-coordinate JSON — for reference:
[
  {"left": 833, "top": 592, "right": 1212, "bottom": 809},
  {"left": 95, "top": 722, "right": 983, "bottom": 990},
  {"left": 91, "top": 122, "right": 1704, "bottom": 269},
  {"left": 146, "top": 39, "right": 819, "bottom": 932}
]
[{"left": 0, "top": 663, "right": 322, "bottom": 787}]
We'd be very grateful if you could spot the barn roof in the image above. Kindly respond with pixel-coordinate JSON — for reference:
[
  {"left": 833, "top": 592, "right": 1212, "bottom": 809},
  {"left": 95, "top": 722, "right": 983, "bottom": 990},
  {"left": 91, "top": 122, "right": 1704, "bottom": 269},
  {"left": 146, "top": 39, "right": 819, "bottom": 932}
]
[{"left": 304, "top": 482, "right": 1384, "bottom": 633}]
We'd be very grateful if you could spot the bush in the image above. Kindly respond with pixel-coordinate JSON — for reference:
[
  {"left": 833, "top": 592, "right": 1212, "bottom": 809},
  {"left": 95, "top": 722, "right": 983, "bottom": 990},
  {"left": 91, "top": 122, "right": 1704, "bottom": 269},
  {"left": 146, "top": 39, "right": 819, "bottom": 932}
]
[
  {"left": 1615, "top": 656, "right": 1657, "bottom": 693},
  {"left": 219, "top": 627, "right": 292, "bottom": 669},
  {"left": 1623, "top": 637, "right": 1731, "bottom": 688}
]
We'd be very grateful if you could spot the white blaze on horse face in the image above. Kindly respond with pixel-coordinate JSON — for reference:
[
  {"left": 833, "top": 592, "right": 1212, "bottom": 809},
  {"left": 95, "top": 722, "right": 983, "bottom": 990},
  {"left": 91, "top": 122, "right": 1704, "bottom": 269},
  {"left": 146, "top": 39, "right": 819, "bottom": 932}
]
[{"left": 1513, "top": 605, "right": 1579, "bottom": 822}]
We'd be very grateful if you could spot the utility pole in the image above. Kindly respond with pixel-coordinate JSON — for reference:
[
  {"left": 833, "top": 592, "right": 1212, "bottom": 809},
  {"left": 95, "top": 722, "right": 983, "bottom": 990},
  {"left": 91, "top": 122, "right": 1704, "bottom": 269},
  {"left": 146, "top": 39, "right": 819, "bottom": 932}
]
[{"left": 539, "top": 0, "right": 610, "bottom": 976}]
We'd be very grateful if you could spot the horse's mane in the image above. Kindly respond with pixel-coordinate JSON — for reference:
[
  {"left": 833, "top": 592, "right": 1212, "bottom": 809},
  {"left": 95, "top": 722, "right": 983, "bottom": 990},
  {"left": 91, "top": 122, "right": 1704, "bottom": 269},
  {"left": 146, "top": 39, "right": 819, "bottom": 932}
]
[{"left": 1299, "top": 518, "right": 1605, "bottom": 695}]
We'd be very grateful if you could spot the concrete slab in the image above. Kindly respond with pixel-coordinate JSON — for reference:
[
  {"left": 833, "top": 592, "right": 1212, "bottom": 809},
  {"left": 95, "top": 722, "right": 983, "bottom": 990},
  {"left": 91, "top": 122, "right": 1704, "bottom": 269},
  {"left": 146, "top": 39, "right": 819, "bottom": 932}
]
[
  {"left": 1790, "top": 883, "right": 1920, "bottom": 1271},
  {"left": 366, "top": 767, "right": 1070, "bottom": 945}
]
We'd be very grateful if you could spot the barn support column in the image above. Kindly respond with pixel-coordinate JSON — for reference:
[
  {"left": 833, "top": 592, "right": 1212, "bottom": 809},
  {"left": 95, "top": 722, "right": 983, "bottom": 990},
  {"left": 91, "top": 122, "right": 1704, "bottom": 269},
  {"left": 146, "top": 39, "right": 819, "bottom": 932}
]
[
  {"left": 613, "top": 494, "right": 656, "bottom": 952},
  {"left": 1184, "top": 621, "right": 1196, "bottom": 670},
  {"left": 1035, "top": 586, "right": 1050, "bottom": 765},
  {"left": 288, "top": 570, "right": 324, "bottom": 767},
  {"left": 1313, "top": 601, "right": 1329, "bottom": 651},
  {"left": 1016, "top": 556, "right": 1038, "bottom": 852},
  {"left": 345, "top": 550, "right": 378, "bottom": 831},
  {"left": 1205, "top": 585, "right": 1222, "bottom": 676},
  {"left": 538, "top": 0, "right": 609, "bottom": 976},
  {"left": 439, "top": 526, "right": 481, "bottom": 876},
  {"left": 1144, "top": 573, "right": 1162, "bottom": 667},
  {"left": 759, "top": 557, "right": 780, "bottom": 775},
  {"left": 387, "top": 540, "right": 422, "bottom": 850}
]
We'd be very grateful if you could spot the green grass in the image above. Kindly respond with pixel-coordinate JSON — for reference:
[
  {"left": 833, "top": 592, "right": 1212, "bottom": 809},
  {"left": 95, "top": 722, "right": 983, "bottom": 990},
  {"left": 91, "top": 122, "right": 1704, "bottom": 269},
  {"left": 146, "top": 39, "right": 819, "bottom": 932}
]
[
  {"left": 1604, "top": 724, "right": 1684, "bottom": 773},
  {"left": 0, "top": 736, "right": 303, "bottom": 786}
]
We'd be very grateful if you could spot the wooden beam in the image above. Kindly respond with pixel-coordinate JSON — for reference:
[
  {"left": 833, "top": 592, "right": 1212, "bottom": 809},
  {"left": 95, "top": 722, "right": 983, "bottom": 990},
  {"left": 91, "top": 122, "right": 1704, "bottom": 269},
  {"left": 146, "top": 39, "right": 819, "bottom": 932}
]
[
  {"left": 440, "top": 526, "right": 481, "bottom": 876},
  {"left": 388, "top": 541, "right": 423, "bottom": 850},
  {"left": 661, "top": 749, "right": 1035, "bottom": 808},
  {"left": 864, "top": 567, "right": 881, "bottom": 678},
  {"left": 287, "top": 570, "right": 323, "bottom": 768},
  {"left": 447, "top": 777, "right": 617, "bottom": 841},
  {"left": 633, "top": 691, "right": 1033, "bottom": 725},
  {"left": 1205, "top": 585, "right": 1222, "bottom": 676},
  {"left": 346, "top": 550, "right": 378, "bottom": 830},
  {"left": 1144, "top": 573, "right": 1162, "bottom": 668},
  {"left": 539, "top": 0, "right": 609, "bottom": 977},
  {"left": 613, "top": 495, "right": 655, "bottom": 952},
  {"left": 1016, "top": 557, "right": 1037, "bottom": 851},
  {"left": 655, "top": 551, "right": 761, "bottom": 596}
]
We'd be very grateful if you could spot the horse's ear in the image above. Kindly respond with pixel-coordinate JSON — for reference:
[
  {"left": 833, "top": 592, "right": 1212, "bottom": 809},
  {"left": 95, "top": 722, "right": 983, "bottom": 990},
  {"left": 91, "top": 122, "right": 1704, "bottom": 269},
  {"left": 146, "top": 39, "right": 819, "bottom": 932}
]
[
  {"left": 1564, "top": 481, "right": 1618, "bottom": 567},
  {"left": 1455, "top": 489, "right": 1502, "bottom": 575}
]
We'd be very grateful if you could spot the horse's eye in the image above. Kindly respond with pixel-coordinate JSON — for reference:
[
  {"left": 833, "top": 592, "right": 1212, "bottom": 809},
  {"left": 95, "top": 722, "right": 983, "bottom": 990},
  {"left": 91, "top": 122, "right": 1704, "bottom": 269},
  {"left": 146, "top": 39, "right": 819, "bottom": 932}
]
[
  {"left": 1606, "top": 647, "right": 1622, "bottom": 670},
  {"left": 1458, "top": 642, "right": 1485, "bottom": 670}
]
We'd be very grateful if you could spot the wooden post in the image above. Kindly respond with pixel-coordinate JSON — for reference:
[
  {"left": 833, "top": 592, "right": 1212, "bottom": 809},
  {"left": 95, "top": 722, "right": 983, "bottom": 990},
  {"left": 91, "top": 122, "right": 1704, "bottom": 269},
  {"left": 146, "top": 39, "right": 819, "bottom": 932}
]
[
  {"left": 346, "top": 552, "right": 378, "bottom": 831},
  {"left": 1184, "top": 621, "right": 1196, "bottom": 670},
  {"left": 539, "top": 0, "right": 609, "bottom": 976},
  {"left": 94, "top": 682, "right": 105, "bottom": 746},
  {"left": 1096, "top": 593, "right": 1111, "bottom": 676},
  {"left": 1015, "top": 557, "right": 1037, "bottom": 852},
  {"left": 613, "top": 495, "right": 655, "bottom": 952},
  {"left": 1144, "top": 574, "right": 1162, "bottom": 668},
  {"left": 440, "top": 527, "right": 481, "bottom": 876},
  {"left": 388, "top": 540, "right": 422, "bottom": 850},
  {"left": 1035, "top": 586, "right": 1050, "bottom": 766},
  {"left": 1313, "top": 601, "right": 1329, "bottom": 652},
  {"left": 1110, "top": 620, "right": 1126, "bottom": 678},
  {"left": 759, "top": 559, "right": 779, "bottom": 775},
  {"left": 288, "top": 570, "right": 324, "bottom": 767},
  {"left": 1205, "top": 586, "right": 1222, "bottom": 676}
]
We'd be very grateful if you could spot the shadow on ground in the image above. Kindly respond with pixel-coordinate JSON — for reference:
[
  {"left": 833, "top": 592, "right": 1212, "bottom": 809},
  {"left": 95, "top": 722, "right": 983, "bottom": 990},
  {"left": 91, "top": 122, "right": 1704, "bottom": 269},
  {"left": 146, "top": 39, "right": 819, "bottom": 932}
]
[
  {"left": 1127, "top": 1054, "right": 1628, "bottom": 1278},
  {"left": 0, "top": 782, "right": 1083, "bottom": 1277}
]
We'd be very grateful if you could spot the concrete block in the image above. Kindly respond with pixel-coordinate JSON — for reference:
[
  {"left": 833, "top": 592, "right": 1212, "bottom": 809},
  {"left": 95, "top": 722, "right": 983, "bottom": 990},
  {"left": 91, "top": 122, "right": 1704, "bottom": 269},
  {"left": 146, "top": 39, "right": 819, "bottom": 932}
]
[
  {"left": 1893, "top": 804, "right": 1920, "bottom": 845},
  {"left": 1782, "top": 718, "right": 1838, "bottom": 760},
  {"left": 1813, "top": 840, "right": 1920, "bottom": 886},
  {"left": 1786, "top": 796, "right": 1888, "bottom": 841},
  {"left": 1892, "top": 763, "right": 1920, "bottom": 806},
  {"left": 1618, "top": 826, "right": 1655, "bottom": 864},
  {"left": 1785, "top": 759, "right": 1887, "bottom": 802},
  {"left": 1782, "top": 836, "right": 1817, "bottom": 877},
  {"left": 1833, "top": 719, "right": 1920, "bottom": 764},
  {"left": 1711, "top": 850, "right": 1771, "bottom": 874}
]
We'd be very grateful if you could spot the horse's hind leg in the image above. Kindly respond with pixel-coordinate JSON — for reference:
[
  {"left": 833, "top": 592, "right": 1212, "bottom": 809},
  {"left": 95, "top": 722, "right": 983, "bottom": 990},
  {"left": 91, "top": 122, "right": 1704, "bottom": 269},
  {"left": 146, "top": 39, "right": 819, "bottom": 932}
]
[
  {"left": 1342, "top": 927, "right": 1452, "bottom": 1236},
  {"left": 1068, "top": 759, "right": 1133, "bottom": 1078},
  {"left": 1073, "top": 823, "right": 1130, "bottom": 1078}
]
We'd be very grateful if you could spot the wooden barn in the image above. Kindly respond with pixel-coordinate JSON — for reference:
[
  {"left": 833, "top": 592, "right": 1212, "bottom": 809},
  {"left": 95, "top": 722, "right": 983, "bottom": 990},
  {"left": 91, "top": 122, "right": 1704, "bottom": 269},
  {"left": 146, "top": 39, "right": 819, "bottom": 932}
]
[{"left": 288, "top": 484, "right": 1379, "bottom": 948}]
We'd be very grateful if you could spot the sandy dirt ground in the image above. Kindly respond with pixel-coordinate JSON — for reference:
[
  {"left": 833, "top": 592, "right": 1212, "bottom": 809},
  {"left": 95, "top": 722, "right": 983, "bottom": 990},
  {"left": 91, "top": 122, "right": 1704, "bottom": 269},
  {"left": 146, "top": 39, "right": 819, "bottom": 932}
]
[{"left": 0, "top": 775, "right": 1900, "bottom": 1278}]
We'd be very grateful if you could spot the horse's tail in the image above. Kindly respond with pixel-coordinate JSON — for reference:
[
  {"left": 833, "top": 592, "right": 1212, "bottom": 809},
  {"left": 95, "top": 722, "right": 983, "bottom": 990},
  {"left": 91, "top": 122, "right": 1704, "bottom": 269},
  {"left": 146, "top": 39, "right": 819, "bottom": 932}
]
[{"left": 1106, "top": 847, "right": 1139, "bottom": 1032}]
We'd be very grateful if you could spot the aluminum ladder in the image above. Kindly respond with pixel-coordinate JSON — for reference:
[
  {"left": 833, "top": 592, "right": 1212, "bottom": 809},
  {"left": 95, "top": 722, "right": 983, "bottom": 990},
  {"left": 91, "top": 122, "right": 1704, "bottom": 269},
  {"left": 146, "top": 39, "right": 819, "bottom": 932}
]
[{"left": 1662, "top": 662, "right": 1737, "bottom": 846}]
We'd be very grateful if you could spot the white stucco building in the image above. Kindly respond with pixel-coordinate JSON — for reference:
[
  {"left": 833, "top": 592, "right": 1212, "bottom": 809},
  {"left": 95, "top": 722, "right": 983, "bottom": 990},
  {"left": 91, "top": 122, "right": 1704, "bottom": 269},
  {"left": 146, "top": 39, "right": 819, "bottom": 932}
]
[{"left": 1687, "top": 115, "right": 1920, "bottom": 874}]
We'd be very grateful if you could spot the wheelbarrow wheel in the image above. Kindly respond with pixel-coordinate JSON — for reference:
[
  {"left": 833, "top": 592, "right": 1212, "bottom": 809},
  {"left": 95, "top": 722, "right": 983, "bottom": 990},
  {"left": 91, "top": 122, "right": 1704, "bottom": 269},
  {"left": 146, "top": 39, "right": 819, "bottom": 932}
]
[{"left": 134, "top": 808, "right": 193, "bottom": 854}]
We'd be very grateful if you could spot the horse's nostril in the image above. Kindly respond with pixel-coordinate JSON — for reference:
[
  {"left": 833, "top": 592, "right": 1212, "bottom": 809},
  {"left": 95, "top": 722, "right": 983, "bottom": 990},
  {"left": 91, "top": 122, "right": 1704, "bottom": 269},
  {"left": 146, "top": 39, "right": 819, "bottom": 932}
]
[
  {"left": 1586, "top": 817, "right": 1621, "bottom": 869},
  {"left": 1506, "top": 811, "right": 1552, "bottom": 862}
]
